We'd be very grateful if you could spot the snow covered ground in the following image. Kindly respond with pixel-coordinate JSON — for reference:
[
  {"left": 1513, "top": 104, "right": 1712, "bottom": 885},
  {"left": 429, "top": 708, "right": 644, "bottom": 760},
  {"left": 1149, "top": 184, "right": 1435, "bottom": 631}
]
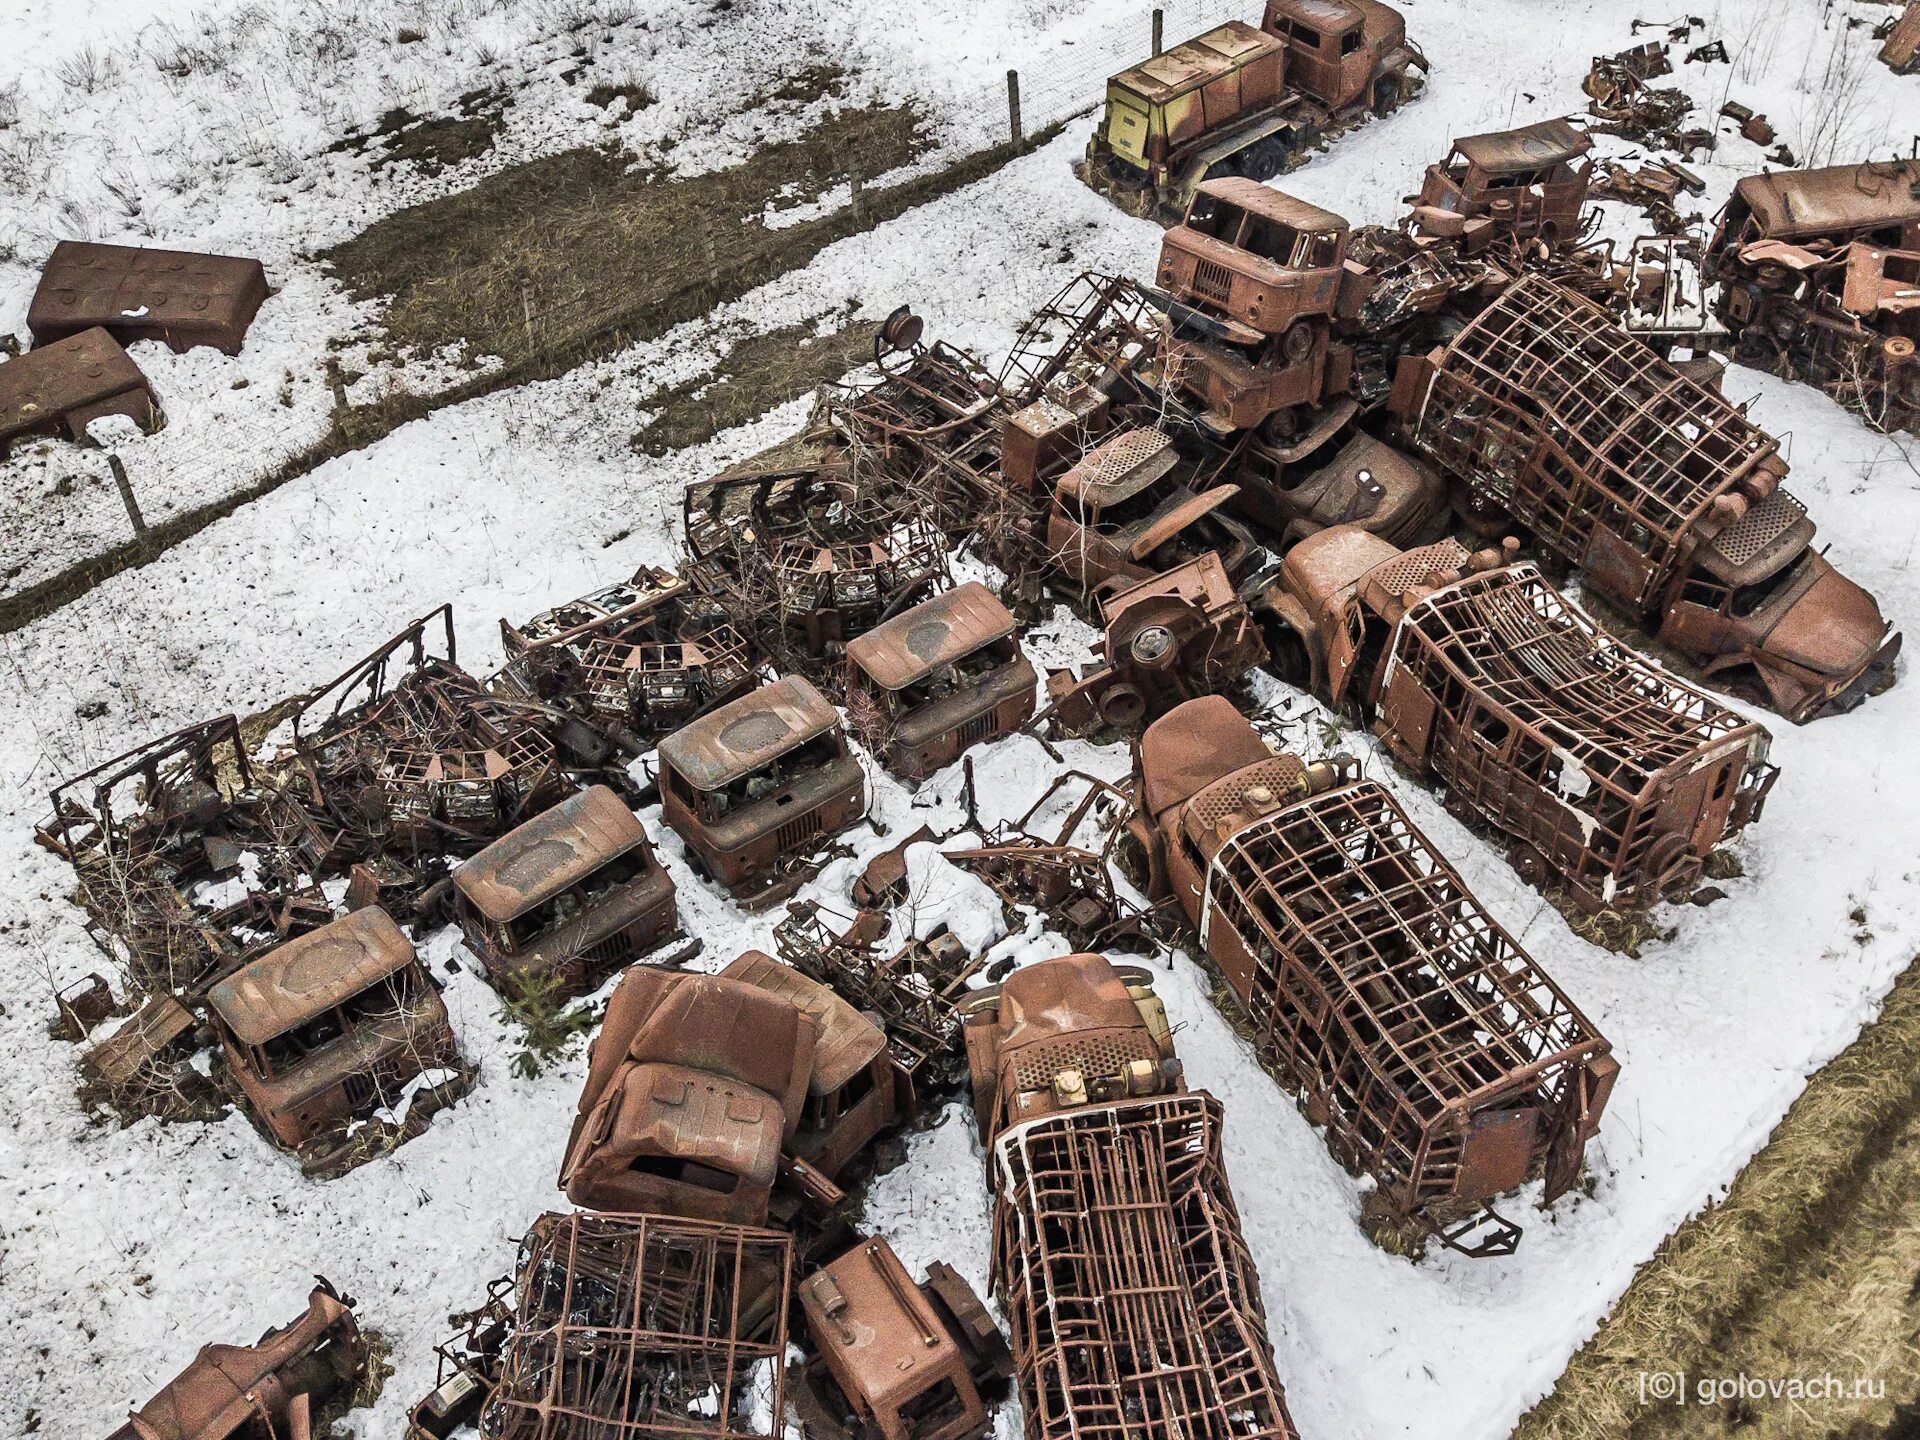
[{"left": 1, "top": 1, "right": 1918, "bottom": 1438}]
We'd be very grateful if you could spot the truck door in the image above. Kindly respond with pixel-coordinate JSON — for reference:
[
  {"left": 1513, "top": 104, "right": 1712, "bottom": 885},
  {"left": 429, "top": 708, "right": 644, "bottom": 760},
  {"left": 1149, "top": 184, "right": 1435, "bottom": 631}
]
[{"left": 1324, "top": 600, "right": 1364, "bottom": 705}]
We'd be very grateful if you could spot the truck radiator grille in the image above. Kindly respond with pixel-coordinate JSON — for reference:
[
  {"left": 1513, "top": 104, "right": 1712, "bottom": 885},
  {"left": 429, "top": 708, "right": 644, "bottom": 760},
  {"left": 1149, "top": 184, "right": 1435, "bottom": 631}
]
[{"left": 1191, "top": 258, "right": 1234, "bottom": 305}]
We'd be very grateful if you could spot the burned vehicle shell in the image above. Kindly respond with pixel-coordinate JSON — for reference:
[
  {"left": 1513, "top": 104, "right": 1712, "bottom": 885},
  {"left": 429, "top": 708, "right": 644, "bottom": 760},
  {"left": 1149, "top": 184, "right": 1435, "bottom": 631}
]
[
  {"left": 452, "top": 785, "right": 682, "bottom": 999},
  {"left": 1045, "top": 550, "right": 1266, "bottom": 736},
  {"left": 483, "top": 1211, "right": 791, "bottom": 1440},
  {"left": 107, "top": 1281, "right": 369, "bottom": 1440},
  {"left": 1399, "top": 273, "right": 1899, "bottom": 721},
  {"left": 1239, "top": 428, "right": 1450, "bottom": 551},
  {"left": 1157, "top": 180, "right": 1348, "bottom": 341},
  {"left": 1127, "top": 697, "right": 1617, "bottom": 1254},
  {"left": 206, "top": 907, "right": 469, "bottom": 1169},
  {"left": 1704, "top": 160, "right": 1920, "bottom": 433},
  {"left": 1375, "top": 555, "right": 1778, "bottom": 909},
  {"left": 1409, "top": 119, "right": 1594, "bottom": 253},
  {"left": 493, "top": 566, "right": 759, "bottom": 758},
  {"left": 657, "top": 675, "right": 867, "bottom": 907},
  {"left": 31, "top": 240, "right": 269, "bottom": 356},
  {"left": 1045, "top": 426, "right": 1247, "bottom": 593},
  {"left": 561, "top": 965, "right": 816, "bottom": 1224},
  {"left": 798, "top": 1237, "right": 1011, "bottom": 1440},
  {"left": 961, "top": 954, "right": 1301, "bottom": 1440},
  {"left": 720, "top": 949, "right": 906, "bottom": 1183},
  {"left": 844, "top": 582, "right": 1037, "bottom": 780},
  {"left": 1, "top": 326, "right": 161, "bottom": 458}
]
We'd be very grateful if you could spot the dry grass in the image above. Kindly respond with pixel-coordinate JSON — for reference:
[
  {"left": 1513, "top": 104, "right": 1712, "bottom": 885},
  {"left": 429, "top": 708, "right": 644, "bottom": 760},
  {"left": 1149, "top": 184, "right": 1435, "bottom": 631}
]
[
  {"left": 1513, "top": 954, "right": 1920, "bottom": 1440},
  {"left": 628, "top": 319, "right": 870, "bottom": 457}
]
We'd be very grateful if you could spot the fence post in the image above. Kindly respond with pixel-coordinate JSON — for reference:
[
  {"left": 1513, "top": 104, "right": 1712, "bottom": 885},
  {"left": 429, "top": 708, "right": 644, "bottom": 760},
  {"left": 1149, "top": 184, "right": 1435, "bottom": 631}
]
[
  {"left": 1006, "top": 70, "right": 1023, "bottom": 152},
  {"left": 849, "top": 162, "right": 865, "bottom": 224},
  {"left": 107, "top": 454, "right": 149, "bottom": 545},
  {"left": 1152, "top": 8, "right": 1164, "bottom": 55}
]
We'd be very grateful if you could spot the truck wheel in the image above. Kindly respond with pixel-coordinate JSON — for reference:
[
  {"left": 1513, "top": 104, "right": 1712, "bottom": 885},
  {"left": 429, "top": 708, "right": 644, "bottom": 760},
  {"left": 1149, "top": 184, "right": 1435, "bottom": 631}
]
[
  {"left": 1261, "top": 623, "right": 1312, "bottom": 690},
  {"left": 1373, "top": 76, "right": 1400, "bottom": 116}
]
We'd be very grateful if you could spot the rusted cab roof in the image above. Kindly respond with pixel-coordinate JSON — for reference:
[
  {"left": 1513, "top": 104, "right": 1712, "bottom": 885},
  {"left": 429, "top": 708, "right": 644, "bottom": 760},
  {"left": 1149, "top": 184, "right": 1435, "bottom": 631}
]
[
  {"left": 657, "top": 675, "right": 840, "bottom": 791},
  {"left": 1730, "top": 159, "right": 1920, "bottom": 241},
  {"left": 1451, "top": 118, "right": 1591, "bottom": 173},
  {"left": 1110, "top": 21, "right": 1282, "bottom": 103},
  {"left": 845, "top": 582, "right": 1017, "bottom": 692},
  {"left": 1057, "top": 427, "right": 1178, "bottom": 508},
  {"left": 453, "top": 785, "right": 649, "bottom": 923},
  {"left": 208, "top": 909, "right": 415, "bottom": 1047},
  {"left": 1195, "top": 177, "right": 1349, "bottom": 235},
  {"left": 29, "top": 240, "right": 269, "bottom": 354},
  {"left": 721, "top": 950, "right": 887, "bottom": 1095},
  {"left": 1138, "top": 695, "right": 1274, "bottom": 819}
]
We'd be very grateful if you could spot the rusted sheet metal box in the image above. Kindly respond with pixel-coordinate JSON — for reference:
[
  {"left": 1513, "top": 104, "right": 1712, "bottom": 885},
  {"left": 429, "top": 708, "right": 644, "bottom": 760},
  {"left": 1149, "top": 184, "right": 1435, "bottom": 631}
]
[
  {"left": 30, "top": 239, "right": 269, "bottom": 355},
  {"left": 0, "top": 327, "right": 160, "bottom": 457}
]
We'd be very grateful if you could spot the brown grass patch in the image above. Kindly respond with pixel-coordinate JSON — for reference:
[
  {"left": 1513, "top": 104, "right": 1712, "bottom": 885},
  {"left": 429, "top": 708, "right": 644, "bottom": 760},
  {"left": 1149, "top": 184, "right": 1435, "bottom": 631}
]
[{"left": 628, "top": 319, "right": 870, "bottom": 457}]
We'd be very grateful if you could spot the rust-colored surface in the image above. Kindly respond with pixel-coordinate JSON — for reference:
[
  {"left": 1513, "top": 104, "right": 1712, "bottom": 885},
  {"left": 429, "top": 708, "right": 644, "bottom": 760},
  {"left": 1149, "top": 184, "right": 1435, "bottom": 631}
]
[
  {"left": 1403, "top": 274, "right": 1898, "bottom": 721},
  {"left": 720, "top": 949, "right": 902, "bottom": 1181},
  {"left": 1412, "top": 119, "right": 1593, "bottom": 252},
  {"left": 484, "top": 1212, "right": 791, "bottom": 1440},
  {"left": 1239, "top": 429, "right": 1449, "bottom": 550},
  {"left": 657, "top": 677, "right": 866, "bottom": 904},
  {"left": 205, "top": 907, "right": 468, "bottom": 1159},
  {"left": 562, "top": 965, "right": 816, "bottom": 1224},
  {"left": 963, "top": 954, "right": 1298, "bottom": 1440},
  {"left": 1046, "top": 427, "right": 1244, "bottom": 592},
  {"left": 1884, "top": 0, "right": 1920, "bottom": 71},
  {"left": 0, "top": 326, "right": 160, "bottom": 458},
  {"left": 107, "top": 1282, "right": 368, "bottom": 1440},
  {"left": 1131, "top": 697, "right": 1617, "bottom": 1253},
  {"left": 798, "top": 1237, "right": 1005, "bottom": 1440},
  {"left": 845, "top": 582, "right": 1036, "bottom": 780},
  {"left": 451, "top": 785, "right": 681, "bottom": 997},
  {"left": 30, "top": 240, "right": 269, "bottom": 355},
  {"left": 1156, "top": 179, "right": 1348, "bottom": 338}
]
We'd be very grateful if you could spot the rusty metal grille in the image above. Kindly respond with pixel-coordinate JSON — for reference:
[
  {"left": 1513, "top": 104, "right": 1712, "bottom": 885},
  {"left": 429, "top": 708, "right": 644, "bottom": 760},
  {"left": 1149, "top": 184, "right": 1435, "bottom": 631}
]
[
  {"left": 1200, "top": 781, "right": 1608, "bottom": 1212},
  {"left": 1190, "top": 258, "right": 1235, "bottom": 306},
  {"left": 1413, "top": 275, "right": 1779, "bottom": 603},
  {"left": 992, "top": 1095, "right": 1299, "bottom": 1440},
  {"left": 1382, "top": 565, "right": 1770, "bottom": 902},
  {"left": 774, "top": 811, "right": 823, "bottom": 857},
  {"left": 484, "top": 1213, "right": 791, "bottom": 1440}
]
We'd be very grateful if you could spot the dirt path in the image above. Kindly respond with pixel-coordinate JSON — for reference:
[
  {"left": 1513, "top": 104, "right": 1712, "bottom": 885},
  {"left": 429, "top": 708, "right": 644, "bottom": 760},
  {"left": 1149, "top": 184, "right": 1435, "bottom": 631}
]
[{"left": 1513, "top": 956, "right": 1920, "bottom": 1440}]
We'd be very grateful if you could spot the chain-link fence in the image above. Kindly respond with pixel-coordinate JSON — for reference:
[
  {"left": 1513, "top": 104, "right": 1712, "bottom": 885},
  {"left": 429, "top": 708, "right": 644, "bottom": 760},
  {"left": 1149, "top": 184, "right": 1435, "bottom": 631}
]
[{"left": 3, "top": 1, "right": 1248, "bottom": 631}]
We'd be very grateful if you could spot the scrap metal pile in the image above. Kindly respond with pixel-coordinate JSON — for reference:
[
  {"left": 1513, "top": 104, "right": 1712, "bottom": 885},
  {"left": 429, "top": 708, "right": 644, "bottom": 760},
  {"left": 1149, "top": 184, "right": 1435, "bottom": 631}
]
[{"left": 65, "top": 33, "right": 1920, "bottom": 1440}]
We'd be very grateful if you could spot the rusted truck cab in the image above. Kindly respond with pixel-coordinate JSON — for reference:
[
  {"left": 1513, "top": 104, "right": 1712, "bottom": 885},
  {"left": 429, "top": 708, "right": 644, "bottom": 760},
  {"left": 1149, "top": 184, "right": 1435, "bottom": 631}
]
[
  {"left": 1240, "top": 428, "right": 1450, "bottom": 549},
  {"left": 1046, "top": 427, "right": 1246, "bottom": 593},
  {"left": 798, "top": 1237, "right": 1011, "bottom": 1440},
  {"left": 1263, "top": 0, "right": 1418, "bottom": 112},
  {"left": 451, "top": 785, "right": 682, "bottom": 999},
  {"left": 206, "top": 908, "right": 468, "bottom": 1173},
  {"left": 1125, "top": 696, "right": 1617, "bottom": 1253},
  {"left": 108, "top": 1282, "right": 369, "bottom": 1440},
  {"left": 1159, "top": 180, "right": 1348, "bottom": 340},
  {"left": 1409, "top": 119, "right": 1594, "bottom": 253},
  {"left": 844, "top": 583, "right": 1037, "bottom": 781},
  {"left": 561, "top": 965, "right": 817, "bottom": 1224},
  {"left": 657, "top": 675, "right": 867, "bottom": 907},
  {"left": 723, "top": 950, "right": 905, "bottom": 1185}
]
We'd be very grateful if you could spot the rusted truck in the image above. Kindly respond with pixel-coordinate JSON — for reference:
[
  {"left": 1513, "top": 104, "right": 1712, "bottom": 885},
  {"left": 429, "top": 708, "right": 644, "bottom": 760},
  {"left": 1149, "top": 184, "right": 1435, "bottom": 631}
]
[
  {"left": 843, "top": 581, "right": 1037, "bottom": 780},
  {"left": 491, "top": 566, "right": 759, "bottom": 759},
  {"left": 107, "top": 1281, "right": 369, "bottom": 1440},
  {"left": 797, "top": 1237, "right": 1012, "bottom": 1440},
  {"left": 1082, "top": 4, "right": 1425, "bottom": 220},
  {"left": 482, "top": 1211, "right": 792, "bottom": 1440},
  {"left": 205, "top": 907, "right": 471, "bottom": 1174},
  {"left": 1406, "top": 119, "right": 1594, "bottom": 253},
  {"left": 450, "top": 785, "right": 684, "bottom": 999},
  {"left": 31, "top": 240, "right": 270, "bottom": 355},
  {"left": 1702, "top": 159, "right": 1920, "bottom": 433},
  {"left": 1396, "top": 273, "right": 1900, "bottom": 722},
  {"left": 960, "top": 952, "right": 1302, "bottom": 1440},
  {"left": 1, "top": 326, "right": 161, "bottom": 457},
  {"left": 1255, "top": 526, "right": 1778, "bottom": 909},
  {"left": 656, "top": 675, "right": 868, "bottom": 908},
  {"left": 1122, "top": 696, "right": 1617, "bottom": 1254}
]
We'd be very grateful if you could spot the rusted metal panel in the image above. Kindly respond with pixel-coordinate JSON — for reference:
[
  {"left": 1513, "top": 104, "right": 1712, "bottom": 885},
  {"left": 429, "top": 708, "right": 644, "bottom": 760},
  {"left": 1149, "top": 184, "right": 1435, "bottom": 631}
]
[
  {"left": 845, "top": 582, "right": 1018, "bottom": 692},
  {"left": 108, "top": 1282, "right": 368, "bottom": 1440},
  {"left": 30, "top": 240, "right": 269, "bottom": 355},
  {"left": 1884, "top": 1, "right": 1920, "bottom": 71},
  {"left": 484, "top": 1212, "right": 791, "bottom": 1440},
  {"left": 206, "top": 906, "right": 413, "bottom": 1046},
  {"left": 1133, "top": 697, "right": 1615, "bottom": 1253},
  {"left": 0, "top": 327, "right": 160, "bottom": 457},
  {"left": 1723, "top": 159, "right": 1920, "bottom": 245},
  {"left": 562, "top": 966, "right": 816, "bottom": 1224},
  {"left": 452, "top": 784, "right": 650, "bottom": 922},
  {"left": 1412, "top": 121, "right": 1593, "bottom": 252},
  {"left": 658, "top": 676, "right": 841, "bottom": 792},
  {"left": 84, "top": 994, "right": 195, "bottom": 1092},
  {"left": 1451, "top": 118, "right": 1590, "bottom": 174}
]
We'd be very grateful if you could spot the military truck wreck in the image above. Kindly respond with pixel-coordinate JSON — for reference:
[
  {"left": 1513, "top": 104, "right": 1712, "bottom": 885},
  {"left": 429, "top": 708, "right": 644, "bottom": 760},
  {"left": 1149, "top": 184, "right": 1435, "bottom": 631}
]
[
  {"left": 1396, "top": 274, "right": 1899, "bottom": 721},
  {"left": 1124, "top": 697, "right": 1617, "bottom": 1253},
  {"left": 962, "top": 951, "right": 1302, "bottom": 1439}
]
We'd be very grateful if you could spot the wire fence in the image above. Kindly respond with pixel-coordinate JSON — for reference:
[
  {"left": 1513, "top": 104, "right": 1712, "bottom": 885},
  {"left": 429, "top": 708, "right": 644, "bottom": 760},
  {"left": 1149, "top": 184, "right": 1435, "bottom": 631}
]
[{"left": 3, "top": 0, "right": 1249, "bottom": 630}]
